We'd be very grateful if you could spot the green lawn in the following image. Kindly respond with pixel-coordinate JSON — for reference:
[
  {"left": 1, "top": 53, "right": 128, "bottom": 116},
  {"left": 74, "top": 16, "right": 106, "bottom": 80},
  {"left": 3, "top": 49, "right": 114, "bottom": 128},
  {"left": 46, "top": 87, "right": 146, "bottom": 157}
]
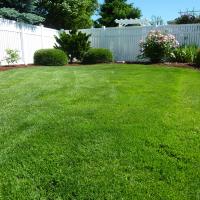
[{"left": 0, "top": 64, "right": 200, "bottom": 199}]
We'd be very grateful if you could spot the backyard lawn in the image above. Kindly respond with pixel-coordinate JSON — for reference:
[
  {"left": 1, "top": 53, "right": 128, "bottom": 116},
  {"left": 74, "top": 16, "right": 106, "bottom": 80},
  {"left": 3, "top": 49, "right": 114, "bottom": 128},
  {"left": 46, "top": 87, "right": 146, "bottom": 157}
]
[{"left": 0, "top": 64, "right": 200, "bottom": 199}]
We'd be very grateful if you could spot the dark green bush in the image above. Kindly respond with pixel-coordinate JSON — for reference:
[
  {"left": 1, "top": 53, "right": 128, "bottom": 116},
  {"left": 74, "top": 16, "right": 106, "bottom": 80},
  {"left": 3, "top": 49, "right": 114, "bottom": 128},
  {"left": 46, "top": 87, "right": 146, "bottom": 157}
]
[
  {"left": 82, "top": 48, "right": 113, "bottom": 64},
  {"left": 34, "top": 49, "right": 68, "bottom": 66},
  {"left": 170, "top": 45, "right": 198, "bottom": 63},
  {"left": 55, "top": 30, "right": 91, "bottom": 63},
  {"left": 195, "top": 49, "right": 200, "bottom": 67}
]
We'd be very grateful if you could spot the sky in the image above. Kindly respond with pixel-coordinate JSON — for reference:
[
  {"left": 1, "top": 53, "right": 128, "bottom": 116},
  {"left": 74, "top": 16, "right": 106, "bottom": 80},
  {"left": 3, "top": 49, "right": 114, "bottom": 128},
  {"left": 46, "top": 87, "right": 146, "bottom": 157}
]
[{"left": 96, "top": 0, "right": 200, "bottom": 22}]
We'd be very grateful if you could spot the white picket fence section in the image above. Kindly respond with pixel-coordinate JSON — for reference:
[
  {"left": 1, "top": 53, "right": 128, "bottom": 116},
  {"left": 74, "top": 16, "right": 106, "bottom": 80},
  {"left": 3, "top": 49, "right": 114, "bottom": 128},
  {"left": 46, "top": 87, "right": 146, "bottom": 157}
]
[
  {"left": 82, "top": 24, "right": 200, "bottom": 61},
  {"left": 0, "top": 17, "right": 200, "bottom": 64},
  {"left": 0, "top": 18, "right": 58, "bottom": 65}
]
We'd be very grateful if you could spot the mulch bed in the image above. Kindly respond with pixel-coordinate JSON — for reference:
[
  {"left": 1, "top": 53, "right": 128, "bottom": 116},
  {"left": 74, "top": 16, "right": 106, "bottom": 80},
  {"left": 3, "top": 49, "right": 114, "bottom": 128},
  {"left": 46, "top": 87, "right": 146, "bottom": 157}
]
[
  {"left": 125, "top": 61, "right": 199, "bottom": 70},
  {"left": 0, "top": 63, "right": 85, "bottom": 72},
  {"left": 0, "top": 64, "right": 35, "bottom": 72},
  {"left": 154, "top": 62, "right": 196, "bottom": 69},
  {"left": 0, "top": 62, "right": 198, "bottom": 72}
]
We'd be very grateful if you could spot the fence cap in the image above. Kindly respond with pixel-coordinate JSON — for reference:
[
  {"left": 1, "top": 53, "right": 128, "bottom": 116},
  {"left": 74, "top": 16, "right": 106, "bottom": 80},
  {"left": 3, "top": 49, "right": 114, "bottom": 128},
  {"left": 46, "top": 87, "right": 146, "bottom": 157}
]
[{"left": 115, "top": 18, "right": 151, "bottom": 27}]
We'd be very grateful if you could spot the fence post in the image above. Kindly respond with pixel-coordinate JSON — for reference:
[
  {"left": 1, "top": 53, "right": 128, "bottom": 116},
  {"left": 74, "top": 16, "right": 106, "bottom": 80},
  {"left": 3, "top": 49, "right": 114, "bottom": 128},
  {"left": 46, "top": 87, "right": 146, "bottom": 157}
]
[
  {"left": 40, "top": 24, "right": 44, "bottom": 49},
  {"left": 19, "top": 23, "right": 27, "bottom": 65}
]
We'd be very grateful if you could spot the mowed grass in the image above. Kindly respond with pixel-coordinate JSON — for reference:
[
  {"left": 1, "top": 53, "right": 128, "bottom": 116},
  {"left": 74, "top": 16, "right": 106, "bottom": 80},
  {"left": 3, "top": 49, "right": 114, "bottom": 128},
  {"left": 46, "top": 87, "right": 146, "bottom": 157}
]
[{"left": 0, "top": 64, "right": 200, "bottom": 200}]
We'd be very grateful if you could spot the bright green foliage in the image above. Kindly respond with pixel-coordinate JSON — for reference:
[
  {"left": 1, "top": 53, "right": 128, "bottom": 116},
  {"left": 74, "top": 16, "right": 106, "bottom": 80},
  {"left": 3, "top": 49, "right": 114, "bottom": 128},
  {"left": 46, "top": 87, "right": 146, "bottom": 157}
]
[
  {"left": 34, "top": 49, "right": 68, "bottom": 66},
  {"left": 82, "top": 48, "right": 113, "bottom": 64},
  {"left": 0, "top": 1, "right": 44, "bottom": 24},
  {"left": 0, "top": 64, "right": 200, "bottom": 199},
  {"left": 36, "top": 0, "right": 98, "bottom": 30},
  {"left": 195, "top": 49, "right": 200, "bottom": 67},
  {"left": 97, "top": 0, "right": 141, "bottom": 27},
  {"left": 55, "top": 30, "right": 91, "bottom": 63},
  {"left": 170, "top": 45, "right": 198, "bottom": 63},
  {"left": 5, "top": 49, "right": 20, "bottom": 65}
]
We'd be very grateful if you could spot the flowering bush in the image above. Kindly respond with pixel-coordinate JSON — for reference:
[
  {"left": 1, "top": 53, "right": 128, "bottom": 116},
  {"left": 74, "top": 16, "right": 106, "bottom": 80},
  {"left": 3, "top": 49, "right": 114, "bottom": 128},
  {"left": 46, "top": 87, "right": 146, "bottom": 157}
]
[{"left": 140, "top": 30, "right": 179, "bottom": 63}]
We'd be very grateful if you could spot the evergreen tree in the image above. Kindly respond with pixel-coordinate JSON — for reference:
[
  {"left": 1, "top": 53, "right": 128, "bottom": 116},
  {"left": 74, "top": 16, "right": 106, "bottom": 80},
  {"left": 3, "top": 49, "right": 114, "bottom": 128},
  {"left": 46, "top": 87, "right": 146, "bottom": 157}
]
[
  {"left": 98, "top": 0, "right": 141, "bottom": 27},
  {"left": 55, "top": 30, "right": 91, "bottom": 63},
  {"left": 0, "top": 0, "right": 36, "bottom": 13},
  {"left": 0, "top": 0, "right": 44, "bottom": 24}
]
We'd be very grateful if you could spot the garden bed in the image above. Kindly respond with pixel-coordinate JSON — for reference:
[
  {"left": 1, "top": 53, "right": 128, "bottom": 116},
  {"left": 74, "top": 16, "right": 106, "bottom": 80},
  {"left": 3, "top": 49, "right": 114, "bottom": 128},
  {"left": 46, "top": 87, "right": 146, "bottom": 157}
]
[
  {"left": 0, "top": 64, "right": 34, "bottom": 71},
  {"left": 0, "top": 64, "right": 80, "bottom": 71},
  {"left": 0, "top": 62, "right": 198, "bottom": 72}
]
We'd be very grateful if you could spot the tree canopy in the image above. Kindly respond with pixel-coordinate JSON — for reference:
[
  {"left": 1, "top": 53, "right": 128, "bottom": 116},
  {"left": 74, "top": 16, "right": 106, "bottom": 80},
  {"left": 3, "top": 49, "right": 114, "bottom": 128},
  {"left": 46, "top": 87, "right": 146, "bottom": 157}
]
[
  {"left": 175, "top": 14, "right": 200, "bottom": 24},
  {"left": 0, "top": 0, "right": 142, "bottom": 29},
  {"left": 37, "top": 0, "right": 98, "bottom": 30},
  {"left": 97, "top": 0, "right": 142, "bottom": 27}
]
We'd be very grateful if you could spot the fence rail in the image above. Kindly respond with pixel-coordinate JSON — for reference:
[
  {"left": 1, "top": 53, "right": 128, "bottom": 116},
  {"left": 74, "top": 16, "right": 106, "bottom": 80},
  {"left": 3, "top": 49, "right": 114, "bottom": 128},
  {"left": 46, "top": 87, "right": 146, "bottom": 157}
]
[{"left": 0, "top": 18, "right": 200, "bottom": 64}]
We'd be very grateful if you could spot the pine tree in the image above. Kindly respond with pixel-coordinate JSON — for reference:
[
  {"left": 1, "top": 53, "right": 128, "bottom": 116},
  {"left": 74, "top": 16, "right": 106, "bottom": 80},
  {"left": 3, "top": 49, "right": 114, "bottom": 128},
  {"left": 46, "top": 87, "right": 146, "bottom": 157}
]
[
  {"left": 55, "top": 30, "right": 91, "bottom": 63},
  {"left": 98, "top": 0, "right": 141, "bottom": 27},
  {"left": 0, "top": 0, "right": 44, "bottom": 24},
  {"left": 0, "top": 0, "right": 36, "bottom": 13}
]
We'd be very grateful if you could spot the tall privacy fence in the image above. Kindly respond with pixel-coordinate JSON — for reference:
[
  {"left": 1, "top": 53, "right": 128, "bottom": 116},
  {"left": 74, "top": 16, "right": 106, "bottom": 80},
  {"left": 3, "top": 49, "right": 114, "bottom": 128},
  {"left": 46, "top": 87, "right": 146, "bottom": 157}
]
[
  {"left": 0, "top": 18, "right": 200, "bottom": 64},
  {"left": 82, "top": 24, "right": 200, "bottom": 61},
  {"left": 0, "top": 18, "right": 58, "bottom": 65}
]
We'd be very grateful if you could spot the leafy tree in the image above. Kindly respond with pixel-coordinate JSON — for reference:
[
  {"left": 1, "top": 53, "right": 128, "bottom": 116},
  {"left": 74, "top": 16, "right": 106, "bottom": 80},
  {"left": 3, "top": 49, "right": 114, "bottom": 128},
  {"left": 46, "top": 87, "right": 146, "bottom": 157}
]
[
  {"left": 37, "top": 0, "right": 98, "bottom": 30},
  {"left": 97, "top": 0, "right": 141, "bottom": 27},
  {"left": 0, "top": 0, "right": 44, "bottom": 24},
  {"left": 175, "top": 14, "right": 200, "bottom": 24},
  {"left": 55, "top": 30, "right": 91, "bottom": 63}
]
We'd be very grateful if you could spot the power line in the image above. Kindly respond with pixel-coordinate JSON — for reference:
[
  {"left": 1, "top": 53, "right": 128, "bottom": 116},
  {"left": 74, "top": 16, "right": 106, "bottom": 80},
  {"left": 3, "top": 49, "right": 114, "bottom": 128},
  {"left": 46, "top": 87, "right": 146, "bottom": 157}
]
[{"left": 179, "top": 9, "right": 200, "bottom": 16}]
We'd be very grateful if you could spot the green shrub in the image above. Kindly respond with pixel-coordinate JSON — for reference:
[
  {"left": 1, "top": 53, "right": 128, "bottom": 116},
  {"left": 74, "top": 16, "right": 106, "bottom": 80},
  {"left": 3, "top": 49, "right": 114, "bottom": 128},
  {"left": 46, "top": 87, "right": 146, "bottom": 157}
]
[
  {"left": 170, "top": 45, "right": 198, "bottom": 63},
  {"left": 5, "top": 49, "right": 20, "bottom": 65},
  {"left": 195, "top": 49, "right": 200, "bottom": 67},
  {"left": 82, "top": 48, "right": 113, "bottom": 64},
  {"left": 55, "top": 30, "right": 91, "bottom": 63},
  {"left": 34, "top": 49, "right": 68, "bottom": 66}
]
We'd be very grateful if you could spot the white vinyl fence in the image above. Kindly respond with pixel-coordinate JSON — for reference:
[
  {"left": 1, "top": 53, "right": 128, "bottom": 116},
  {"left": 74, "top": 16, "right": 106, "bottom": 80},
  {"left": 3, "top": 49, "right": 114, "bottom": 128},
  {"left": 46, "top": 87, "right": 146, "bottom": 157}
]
[
  {"left": 82, "top": 24, "right": 200, "bottom": 61},
  {"left": 0, "top": 18, "right": 58, "bottom": 65},
  {"left": 0, "top": 18, "right": 200, "bottom": 64}
]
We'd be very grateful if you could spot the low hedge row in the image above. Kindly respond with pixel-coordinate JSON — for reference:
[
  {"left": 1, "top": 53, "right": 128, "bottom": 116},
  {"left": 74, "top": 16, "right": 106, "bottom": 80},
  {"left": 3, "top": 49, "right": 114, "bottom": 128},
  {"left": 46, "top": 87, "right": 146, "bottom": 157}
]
[{"left": 34, "top": 48, "right": 113, "bottom": 66}]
